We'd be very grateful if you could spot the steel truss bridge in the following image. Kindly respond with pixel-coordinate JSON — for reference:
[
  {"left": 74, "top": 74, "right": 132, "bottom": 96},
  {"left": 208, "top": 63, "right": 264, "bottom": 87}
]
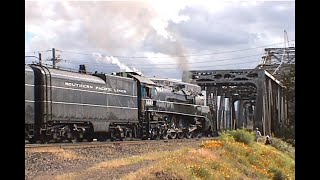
[{"left": 182, "top": 69, "right": 288, "bottom": 136}]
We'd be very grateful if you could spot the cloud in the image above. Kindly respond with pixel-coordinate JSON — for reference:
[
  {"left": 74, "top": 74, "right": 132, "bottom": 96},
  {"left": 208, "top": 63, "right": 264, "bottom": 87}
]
[{"left": 25, "top": 1, "right": 295, "bottom": 79}]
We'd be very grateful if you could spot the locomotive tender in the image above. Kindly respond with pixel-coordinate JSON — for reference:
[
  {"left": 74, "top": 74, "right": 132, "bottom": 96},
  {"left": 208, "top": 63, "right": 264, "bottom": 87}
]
[{"left": 25, "top": 64, "right": 215, "bottom": 143}]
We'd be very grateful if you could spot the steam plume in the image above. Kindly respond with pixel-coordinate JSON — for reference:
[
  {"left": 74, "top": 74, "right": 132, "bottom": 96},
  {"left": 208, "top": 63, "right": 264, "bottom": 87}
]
[{"left": 92, "top": 53, "right": 142, "bottom": 75}]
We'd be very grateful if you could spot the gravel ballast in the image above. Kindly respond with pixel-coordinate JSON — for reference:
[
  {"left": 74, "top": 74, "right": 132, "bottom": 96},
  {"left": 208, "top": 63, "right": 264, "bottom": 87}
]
[{"left": 25, "top": 139, "right": 205, "bottom": 180}]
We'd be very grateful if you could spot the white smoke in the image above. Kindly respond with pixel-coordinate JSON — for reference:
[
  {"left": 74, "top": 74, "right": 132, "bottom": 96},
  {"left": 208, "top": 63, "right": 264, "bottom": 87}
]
[{"left": 92, "top": 53, "right": 143, "bottom": 75}]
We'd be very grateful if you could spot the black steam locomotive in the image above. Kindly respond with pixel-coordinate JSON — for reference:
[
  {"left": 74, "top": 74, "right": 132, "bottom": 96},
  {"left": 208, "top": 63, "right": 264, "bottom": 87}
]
[{"left": 25, "top": 64, "right": 215, "bottom": 143}]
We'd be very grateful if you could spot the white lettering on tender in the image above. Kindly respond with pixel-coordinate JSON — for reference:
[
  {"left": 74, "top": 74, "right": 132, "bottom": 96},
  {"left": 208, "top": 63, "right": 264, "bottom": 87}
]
[
  {"left": 64, "top": 82, "right": 127, "bottom": 94},
  {"left": 64, "top": 82, "right": 93, "bottom": 89},
  {"left": 114, "top": 89, "right": 127, "bottom": 93},
  {"left": 96, "top": 86, "right": 113, "bottom": 92}
]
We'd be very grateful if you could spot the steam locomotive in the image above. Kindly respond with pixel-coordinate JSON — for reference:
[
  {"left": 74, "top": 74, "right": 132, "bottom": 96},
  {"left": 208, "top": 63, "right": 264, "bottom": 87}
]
[{"left": 25, "top": 64, "right": 215, "bottom": 143}]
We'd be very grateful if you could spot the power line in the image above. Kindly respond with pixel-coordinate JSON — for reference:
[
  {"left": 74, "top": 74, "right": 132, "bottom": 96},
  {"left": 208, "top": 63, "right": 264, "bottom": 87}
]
[
  {"left": 26, "top": 59, "right": 260, "bottom": 75},
  {"left": 57, "top": 40, "right": 294, "bottom": 59},
  {"left": 86, "top": 59, "right": 259, "bottom": 69},
  {"left": 52, "top": 57, "right": 260, "bottom": 70},
  {"left": 25, "top": 50, "right": 48, "bottom": 54},
  {"left": 133, "top": 53, "right": 263, "bottom": 65},
  {"left": 65, "top": 53, "right": 264, "bottom": 66},
  {"left": 140, "top": 60, "right": 260, "bottom": 69}
]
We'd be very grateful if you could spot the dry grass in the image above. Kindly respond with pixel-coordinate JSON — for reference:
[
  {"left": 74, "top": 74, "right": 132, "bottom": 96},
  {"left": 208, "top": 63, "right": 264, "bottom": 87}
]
[
  {"left": 27, "top": 147, "right": 80, "bottom": 160},
  {"left": 55, "top": 150, "right": 175, "bottom": 179},
  {"left": 123, "top": 140, "right": 295, "bottom": 180},
  {"left": 53, "top": 138, "right": 295, "bottom": 180},
  {"left": 90, "top": 151, "right": 172, "bottom": 170},
  {"left": 55, "top": 173, "right": 78, "bottom": 180}
]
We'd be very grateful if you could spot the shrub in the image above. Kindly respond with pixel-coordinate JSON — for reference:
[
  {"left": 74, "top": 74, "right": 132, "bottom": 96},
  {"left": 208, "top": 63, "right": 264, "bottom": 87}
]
[
  {"left": 220, "top": 132, "right": 235, "bottom": 142},
  {"left": 283, "top": 138, "right": 295, "bottom": 147},
  {"left": 269, "top": 138, "right": 295, "bottom": 158},
  {"left": 269, "top": 168, "right": 287, "bottom": 180},
  {"left": 228, "top": 129, "right": 255, "bottom": 145},
  {"left": 191, "top": 166, "right": 211, "bottom": 179}
]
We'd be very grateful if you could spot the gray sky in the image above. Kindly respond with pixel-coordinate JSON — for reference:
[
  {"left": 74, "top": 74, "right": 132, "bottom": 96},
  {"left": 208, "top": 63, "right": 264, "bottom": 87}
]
[{"left": 25, "top": 0, "right": 295, "bottom": 80}]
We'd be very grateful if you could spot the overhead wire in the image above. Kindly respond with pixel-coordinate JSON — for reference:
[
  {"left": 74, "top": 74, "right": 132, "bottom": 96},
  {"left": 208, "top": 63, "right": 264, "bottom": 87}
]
[
  {"left": 54, "top": 57, "right": 260, "bottom": 70},
  {"left": 56, "top": 40, "right": 294, "bottom": 59},
  {"left": 25, "top": 50, "right": 48, "bottom": 54},
  {"left": 25, "top": 40, "right": 294, "bottom": 71},
  {"left": 64, "top": 53, "right": 264, "bottom": 67}
]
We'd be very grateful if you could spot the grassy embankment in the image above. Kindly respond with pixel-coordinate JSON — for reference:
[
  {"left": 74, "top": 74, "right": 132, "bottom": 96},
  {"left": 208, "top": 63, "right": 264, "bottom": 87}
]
[{"left": 57, "top": 129, "right": 295, "bottom": 180}]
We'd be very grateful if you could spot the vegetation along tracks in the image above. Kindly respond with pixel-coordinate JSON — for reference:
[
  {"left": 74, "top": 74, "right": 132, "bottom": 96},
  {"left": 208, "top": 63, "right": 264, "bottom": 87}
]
[{"left": 25, "top": 137, "right": 218, "bottom": 149}]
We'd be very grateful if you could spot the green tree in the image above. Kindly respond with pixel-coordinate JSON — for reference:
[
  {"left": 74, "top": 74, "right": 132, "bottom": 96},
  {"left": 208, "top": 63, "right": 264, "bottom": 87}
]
[{"left": 281, "top": 65, "right": 295, "bottom": 139}]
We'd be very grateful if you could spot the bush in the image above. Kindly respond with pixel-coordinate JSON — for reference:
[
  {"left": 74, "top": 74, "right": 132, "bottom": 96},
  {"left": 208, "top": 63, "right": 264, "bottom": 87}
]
[
  {"left": 224, "top": 129, "right": 255, "bottom": 145},
  {"left": 284, "top": 139, "right": 295, "bottom": 147},
  {"left": 269, "top": 138, "right": 295, "bottom": 158},
  {"left": 220, "top": 132, "right": 235, "bottom": 142},
  {"left": 191, "top": 166, "right": 211, "bottom": 179},
  {"left": 269, "top": 168, "right": 287, "bottom": 180}
]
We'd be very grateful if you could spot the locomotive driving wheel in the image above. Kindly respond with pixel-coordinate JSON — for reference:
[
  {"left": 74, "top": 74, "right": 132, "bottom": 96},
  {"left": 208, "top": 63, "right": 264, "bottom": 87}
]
[
  {"left": 177, "top": 132, "right": 184, "bottom": 139},
  {"left": 169, "top": 132, "right": 177, "bottom": 139},
  {"left": 161, "top": 131, "right": 169, "bottom": 140},
  {"left": 186, "top": 131, "right": 193, "bottom": 139},
  {"left": 68, "top": 134, "right": 77, "bottom": 143},
  {"left": 77, "top": 137, "right": 84, "bottom": 142}
]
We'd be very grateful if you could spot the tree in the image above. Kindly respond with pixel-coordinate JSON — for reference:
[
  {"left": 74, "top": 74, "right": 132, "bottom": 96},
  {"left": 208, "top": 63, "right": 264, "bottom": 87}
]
[{"left": 281, "top": 65, "right": 295, "bottom": 139}]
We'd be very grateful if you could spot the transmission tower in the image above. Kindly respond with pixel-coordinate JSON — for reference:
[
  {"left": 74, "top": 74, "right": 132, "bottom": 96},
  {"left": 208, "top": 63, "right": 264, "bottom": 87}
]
[{"left": 256, "top": 30, "right": 295, "bottom": 82}]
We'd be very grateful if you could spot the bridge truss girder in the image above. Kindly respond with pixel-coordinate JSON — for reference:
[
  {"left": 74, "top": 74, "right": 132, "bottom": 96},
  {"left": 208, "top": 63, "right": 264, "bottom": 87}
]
[{"left": 182, "top": 69, "right": 288, "bottom": 136}]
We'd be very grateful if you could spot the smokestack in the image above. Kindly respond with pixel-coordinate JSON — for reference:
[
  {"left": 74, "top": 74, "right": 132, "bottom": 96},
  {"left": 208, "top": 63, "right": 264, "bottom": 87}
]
[{"left": 79, "top": 64, "right": 87, "bottom": 73}]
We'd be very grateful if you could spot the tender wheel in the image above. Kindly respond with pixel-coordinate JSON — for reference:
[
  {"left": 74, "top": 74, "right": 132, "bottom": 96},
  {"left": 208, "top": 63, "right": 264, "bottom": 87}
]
[
  {"left": 55, "top": 138, "right": 63, "bottom": 143},
  {"left": 77, "top": 138, "right": 84, "bottom": 142},
  {"left": 97, "top": 136, "right": 107, "bottom": 142},
  {"left": 86, "top": 137, "right": 93, "bottom": 142},
  {"left": 84, "top": 131, "right": 94, "bottom": 142},
  {"left": 29, "top": 137, "right": 37, "bottom": 144},
  {"left": 40, "top": 134, "right": 49, "bottom": 144}
]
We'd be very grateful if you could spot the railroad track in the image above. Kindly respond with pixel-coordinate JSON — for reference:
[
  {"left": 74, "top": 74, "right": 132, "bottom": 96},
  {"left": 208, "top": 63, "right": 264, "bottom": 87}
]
[{"left": 25, "top": 137, "right": 218, "bottom": 149}]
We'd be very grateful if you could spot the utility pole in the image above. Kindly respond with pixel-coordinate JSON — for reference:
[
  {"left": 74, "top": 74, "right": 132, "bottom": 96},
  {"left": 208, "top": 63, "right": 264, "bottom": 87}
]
[
  {"left": 47, "top": 48, "right": 61, "bottom": 68},
  {"left": 39, "top": 52, "right": 42, "bottom": 66},
  {"left": 52, "top": 48, "right": 56, "bottom": 68},
  {"left": 25, "top": 53, "right": 41, "bottom": 64}
]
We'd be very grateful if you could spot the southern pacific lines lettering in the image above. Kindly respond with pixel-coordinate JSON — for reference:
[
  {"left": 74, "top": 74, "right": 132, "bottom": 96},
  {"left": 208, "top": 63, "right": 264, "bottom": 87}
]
[
  {"left": 64, "top": 82, "right": 127, "bottom": 93},
  {"left": 95, "top": 86, "right": 112, "bottom": 92},
  {"left": 65, "top": 82, "right": 94, "bottom": 89}
]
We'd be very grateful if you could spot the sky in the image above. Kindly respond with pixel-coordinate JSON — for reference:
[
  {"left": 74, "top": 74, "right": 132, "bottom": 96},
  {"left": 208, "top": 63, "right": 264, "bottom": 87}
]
[{"left": 25, "top": 0, "right": 295, "bottom": 80}]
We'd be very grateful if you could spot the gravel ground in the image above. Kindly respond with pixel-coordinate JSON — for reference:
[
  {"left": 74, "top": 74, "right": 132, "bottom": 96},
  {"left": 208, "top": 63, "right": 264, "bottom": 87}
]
[{"left": 25, "top": 139, "right": 204, "bottom": 180}]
